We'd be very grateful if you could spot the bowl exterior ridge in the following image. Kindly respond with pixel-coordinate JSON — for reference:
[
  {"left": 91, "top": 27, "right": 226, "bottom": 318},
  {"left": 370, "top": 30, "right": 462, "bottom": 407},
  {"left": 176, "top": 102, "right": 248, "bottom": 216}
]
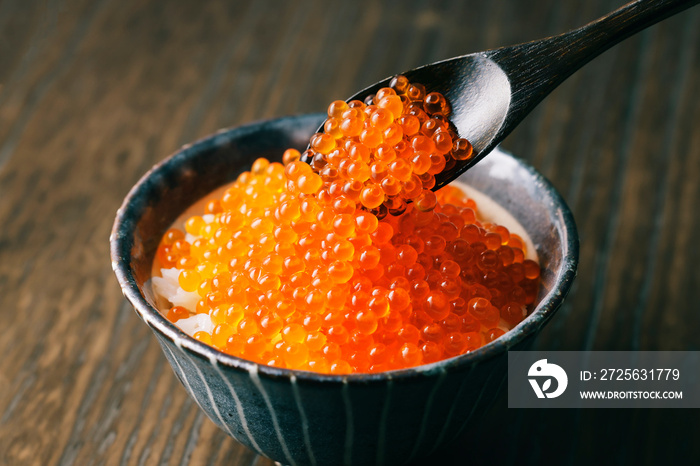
[
  {"left": 110, "top": 113, "right": 578, "bottom": 465},
  {"left": 152, "top": 329, "right": 528, "bottom": 465}
]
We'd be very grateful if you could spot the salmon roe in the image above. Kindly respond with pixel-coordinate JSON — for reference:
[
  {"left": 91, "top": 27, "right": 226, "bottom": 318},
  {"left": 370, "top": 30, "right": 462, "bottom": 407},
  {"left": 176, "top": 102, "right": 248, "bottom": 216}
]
[{"left": 155, "top": 76, "right": 539, "bottom": 374}]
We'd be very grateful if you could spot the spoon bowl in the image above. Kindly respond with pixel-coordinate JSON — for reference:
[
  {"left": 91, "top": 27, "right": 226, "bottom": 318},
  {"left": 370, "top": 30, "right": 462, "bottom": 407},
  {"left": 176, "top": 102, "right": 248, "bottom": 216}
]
[{"left": 345, "top": 55, "right": 512, "bottom": 189}]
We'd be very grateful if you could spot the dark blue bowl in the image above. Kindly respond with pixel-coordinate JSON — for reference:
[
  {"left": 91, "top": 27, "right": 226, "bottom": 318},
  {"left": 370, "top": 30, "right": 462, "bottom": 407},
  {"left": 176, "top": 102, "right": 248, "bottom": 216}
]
[{"left": 110, "top": 113, "right": 578, "bottom": 466}]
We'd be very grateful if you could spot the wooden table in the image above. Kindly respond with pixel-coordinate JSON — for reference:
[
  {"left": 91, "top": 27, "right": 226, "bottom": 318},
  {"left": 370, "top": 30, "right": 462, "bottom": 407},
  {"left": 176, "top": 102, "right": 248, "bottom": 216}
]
[{"left": 1, "top": 0, "right": 698, "bottom": 464}]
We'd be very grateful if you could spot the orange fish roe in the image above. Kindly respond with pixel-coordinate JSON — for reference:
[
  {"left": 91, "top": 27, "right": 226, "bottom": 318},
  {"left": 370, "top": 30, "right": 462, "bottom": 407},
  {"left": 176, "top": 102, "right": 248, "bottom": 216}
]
[{"left": 154, "top": 76, "right": 540, "bottom": 374}]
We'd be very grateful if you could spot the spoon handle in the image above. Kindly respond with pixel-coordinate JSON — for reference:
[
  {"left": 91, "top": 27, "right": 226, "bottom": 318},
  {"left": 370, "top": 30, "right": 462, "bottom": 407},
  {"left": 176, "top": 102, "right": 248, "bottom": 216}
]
[{"left": 489, "top": 0, "right": 700, "bottom": 127}]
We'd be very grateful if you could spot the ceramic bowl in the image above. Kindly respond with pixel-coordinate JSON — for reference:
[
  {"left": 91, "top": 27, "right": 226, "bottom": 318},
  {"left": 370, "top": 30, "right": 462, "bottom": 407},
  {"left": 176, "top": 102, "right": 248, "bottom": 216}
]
[{"left": 110, "top": 113, "right": 578, "bottom": 466}]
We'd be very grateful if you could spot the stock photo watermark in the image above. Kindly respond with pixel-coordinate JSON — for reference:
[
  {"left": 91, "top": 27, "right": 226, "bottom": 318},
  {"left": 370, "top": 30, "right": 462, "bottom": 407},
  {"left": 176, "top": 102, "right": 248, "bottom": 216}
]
[{"left": 508, "top": 352, "right": 700, "bottom": 408}]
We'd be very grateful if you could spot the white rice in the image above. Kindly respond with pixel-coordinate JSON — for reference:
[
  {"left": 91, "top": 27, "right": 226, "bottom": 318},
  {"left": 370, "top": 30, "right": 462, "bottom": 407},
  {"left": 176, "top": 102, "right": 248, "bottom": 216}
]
[
  {"left": 151, "top": 267, "right": 210, "bottom": 337},
  {"left": 151, "top": 268, "right": 200, "bottom": 311}
]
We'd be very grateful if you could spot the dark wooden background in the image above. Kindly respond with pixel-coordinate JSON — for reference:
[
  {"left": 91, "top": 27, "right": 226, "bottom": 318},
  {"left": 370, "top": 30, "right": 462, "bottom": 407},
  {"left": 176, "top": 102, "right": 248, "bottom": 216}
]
[{"left": 1, "top": 0, "right": 698, "bottom": 464}]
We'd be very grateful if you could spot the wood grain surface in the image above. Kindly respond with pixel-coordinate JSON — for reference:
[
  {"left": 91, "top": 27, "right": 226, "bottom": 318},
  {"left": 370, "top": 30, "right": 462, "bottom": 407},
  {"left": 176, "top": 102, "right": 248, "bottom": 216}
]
[{"left": 0, "top": 0, "right": 698, "bottom": 464}]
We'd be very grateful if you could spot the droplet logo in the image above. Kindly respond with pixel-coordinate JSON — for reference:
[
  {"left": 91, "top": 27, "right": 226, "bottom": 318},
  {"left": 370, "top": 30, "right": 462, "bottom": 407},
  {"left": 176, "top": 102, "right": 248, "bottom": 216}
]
[{"left": 528, "top": 359, "right": 568, "bottom": 399}]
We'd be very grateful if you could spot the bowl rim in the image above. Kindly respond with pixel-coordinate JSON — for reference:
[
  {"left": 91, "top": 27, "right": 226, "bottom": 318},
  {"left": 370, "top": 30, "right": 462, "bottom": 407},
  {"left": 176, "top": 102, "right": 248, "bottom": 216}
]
[{"left": 110, "top": 113, "right": 579, "bottom": 384}]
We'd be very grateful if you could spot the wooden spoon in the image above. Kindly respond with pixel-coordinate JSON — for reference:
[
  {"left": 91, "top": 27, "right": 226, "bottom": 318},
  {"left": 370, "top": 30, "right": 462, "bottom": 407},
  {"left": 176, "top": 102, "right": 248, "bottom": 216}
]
[{"left": 303, "top": 0, "right": 699, "bottom": 190}]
